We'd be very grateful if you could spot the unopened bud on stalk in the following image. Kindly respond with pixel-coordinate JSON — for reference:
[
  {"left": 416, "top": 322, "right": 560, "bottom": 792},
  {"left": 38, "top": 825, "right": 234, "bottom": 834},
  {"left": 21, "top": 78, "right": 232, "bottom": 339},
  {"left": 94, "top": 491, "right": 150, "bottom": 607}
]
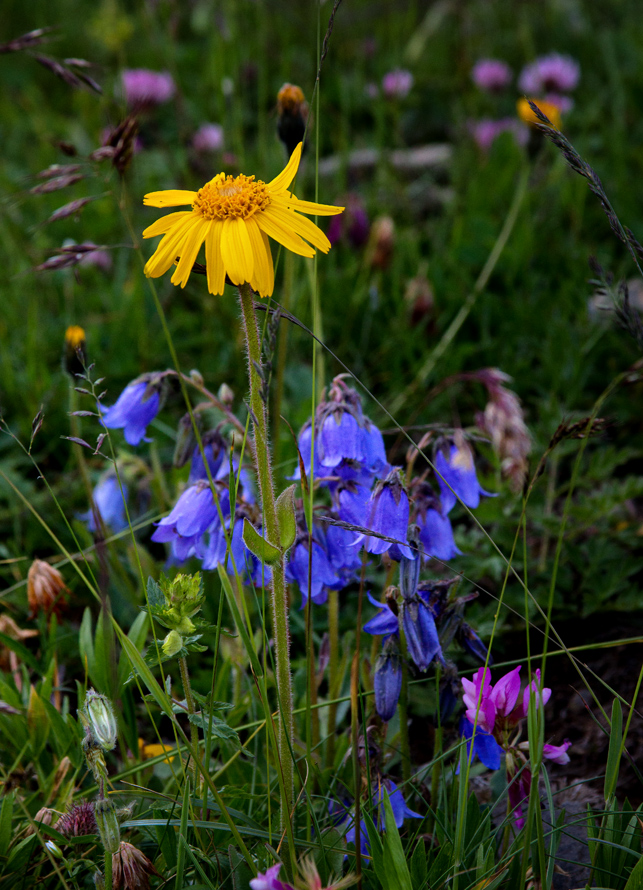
[
  {"left": 45, "top": 840, "right": 63, "bottom": 859},
  {"left": 217, "top": 382, "right": 234, "bottom": 406},
  {"left": 173, "top": 413, "right": 199, "bottom": 469},
  {"left": 162, "top": 630, "right": 183, "bottom": 657},
  {"left": 27, "top": 559, "right": 69, "bottom": 619},
  {"left": 367, "top": 216, "right": 395, "bottom": 270},
  {"left": 82, "top": 732, "right": 108, "bottom": 784},
  {"left": 93, "top": 872, "right": 105, "bottom": 890},
  {"left": 277, "top": 83, "right": 308, "bottom": 156},
  {"left": 95, "top": 798, "right": 120, "bottom": 855},
  {"left": 81, "top": 689, "right": 118, "bottom": 751}
]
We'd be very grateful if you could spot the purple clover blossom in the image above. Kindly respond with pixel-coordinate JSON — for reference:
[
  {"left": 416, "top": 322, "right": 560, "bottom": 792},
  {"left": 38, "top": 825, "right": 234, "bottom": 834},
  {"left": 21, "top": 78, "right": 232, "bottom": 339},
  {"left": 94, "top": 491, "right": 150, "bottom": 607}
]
[
  {"left": 250, "top": 863, "right": 293, "bottom": 890},
  {"left": 358, "top": 469, "right": 412, "bottom": 559},
  {"left": 101, "top": 377, "right": 163, "bottom": 446},
  {"left": 79, "top": 475, "right": 128, "bottom": 532},
  {"left": 192, "top": 123, "right": 224, "bottom": 153},
  {"left": 518, "top": 53, "right": 580, "bottom": 95},
  {"left": 469, "top": 117, "right": 529, "bottom": 153},
  {"left": 373, "top": 638, "right": 403, "bottom": 721},
  {"left": 435, "top": 441, "right": 494, "bottom": 514},
  {"left": 121, "top": 69, "right": 176, "bottom": 107},
  {"left": 382, "top": 69, "right": 413, "bottom": 99},
  {"left": 471, "top": 58, "right": 512, "bottom": 92}
]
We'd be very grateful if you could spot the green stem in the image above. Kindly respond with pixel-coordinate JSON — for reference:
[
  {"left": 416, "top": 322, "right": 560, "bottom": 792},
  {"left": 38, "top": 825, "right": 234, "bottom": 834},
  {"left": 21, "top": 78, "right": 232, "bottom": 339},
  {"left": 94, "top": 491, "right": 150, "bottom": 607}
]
[
  {"left": 237, "top": 283, "right": 294, "bottom": 824},
  {"left": 326, "top": 588, "right": 339, "bottom": 768},
  {"left": 179, "top": 656, "right": 199, "bottom": 761},
  {"left": 104, "top": 849, "right": 113, "bottom": 890},
  {"left": 398, "top": 623, "right": 411, "bottom": 785},
  {"left": 272, "top": 250, "right": 294, "bottom": 471}
]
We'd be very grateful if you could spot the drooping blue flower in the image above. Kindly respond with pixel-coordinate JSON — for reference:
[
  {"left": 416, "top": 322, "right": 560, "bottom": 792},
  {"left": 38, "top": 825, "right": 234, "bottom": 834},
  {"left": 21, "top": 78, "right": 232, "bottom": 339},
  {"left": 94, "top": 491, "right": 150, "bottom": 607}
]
[
  {"left": 287, "top": 420, "right": 324, "bottom": 483},
  {"left": 318, "top": 410, "right": 364, "bottom": 467},
  {"left": 336, "top": 482, "right": 371, "bottom": 527},
  {"left": 399, "top": 552, "right": 420, "bottom": 601},
  {"left": 101, "top": 376, "right": 163, "bottom": 446},
  {"left": 152, "top": 482, "right": 222, "bottom": 543},
  {"left": 419, "top": 507, "right": 461, "bottom": 561},
  {"left": 363, "top": 592, "right": 399, "bottom": 637},
  {"left": 461, "top": 717, "right": 503, "bottom": 770},
  {"left": 324, "top": 521, "right": 362, "bottom": 584},
  {"left": 358, "top": 469, "right": 412, "bottom": 559},
  {"left": 285, "top": 534, "right": 338, "bottom": 606},
  {"left": 361, "top": 419, "right": 388, "bottom": 475},
  {"left": 374, "top": 638, "right": 403, "bottom": 721},
  {"left": 188, "top": 431, "right": 226, "bottom": 484},
  {"left": 458, "top": 623, "right": 490, "bottom": 663},
  {"left": 343, "top": 779, "right": 421, "bottom": 856},
  {"left": 435, "top": 441, "right": 493, "bottom": 514},
  {"left": 79, "top": 475, "right": 128, "bottom": 532},
  {"left": 402, "top": 596, "right": 442, "bottom": 671}
]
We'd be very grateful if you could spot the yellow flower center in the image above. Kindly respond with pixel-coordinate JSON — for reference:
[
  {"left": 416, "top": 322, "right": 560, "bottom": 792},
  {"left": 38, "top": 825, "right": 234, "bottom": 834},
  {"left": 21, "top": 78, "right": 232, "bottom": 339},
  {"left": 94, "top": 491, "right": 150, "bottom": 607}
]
[{"left": 192, "top": 173, "right": 271, "bottom": 220}]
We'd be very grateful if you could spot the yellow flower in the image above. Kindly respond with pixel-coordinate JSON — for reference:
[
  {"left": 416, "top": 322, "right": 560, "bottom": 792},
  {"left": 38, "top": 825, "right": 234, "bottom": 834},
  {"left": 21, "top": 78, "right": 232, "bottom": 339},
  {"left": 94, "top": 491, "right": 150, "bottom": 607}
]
[
  {"left": 142, "top": 143, "right": 343, "bottom": 297},
  {"left": 517, "top": 97, "right": 562, "bottom": 131}
]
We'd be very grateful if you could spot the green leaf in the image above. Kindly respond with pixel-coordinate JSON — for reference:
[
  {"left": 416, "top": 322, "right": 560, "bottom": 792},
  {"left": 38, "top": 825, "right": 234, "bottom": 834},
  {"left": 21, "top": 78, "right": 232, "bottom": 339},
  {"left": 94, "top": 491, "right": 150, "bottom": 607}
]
[
  {"left": 188, "top": 712, "right": 240, "bottom": 748},
  {"left": 79, "top": 607, "right": 94, "bottom": 682},
  {"left": 175, "top": 780, "right": 190, "bottom": 890},
  {"left": 147, "top": 576, "right": 165, "bottom": 608},
  {"left": 118, "top": 613, "right": 149, "bottom": 686},
  {"left": 242, "top": 518, "right": 280, "bottom": 564},
  {"left": 380, "top": 791, "right": 413, "bottom": 890},
  {"left": 605, "top": 698, "right": 623, "bottom": 802},
  {"left": 118, "top": 632, "right": 174, "bottom": 720},
  {"left": 625, "top": 851, "right": 643, "bottom": 890},
  {"left": 229, "top": 844, "right": 254, "bottom": 890},
  {"left": 27, "top": 685, "right": 49, "bottom": 759},
  {"left": 0, "top": 634, "right": 38, "bottom": 673},
  {"left": 0, "top": 793, "right": 14, "bottom": 858},
  {"left": 275, "top": 484, "right": 297, "bottom": 552},
  {"left": 410, "top": 838, "right": 427, "bottom": 888}
]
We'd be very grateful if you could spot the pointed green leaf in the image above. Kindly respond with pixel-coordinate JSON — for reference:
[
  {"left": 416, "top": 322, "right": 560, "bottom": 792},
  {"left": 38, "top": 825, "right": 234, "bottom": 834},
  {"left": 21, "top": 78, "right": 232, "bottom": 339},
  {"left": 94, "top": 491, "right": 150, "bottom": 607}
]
[
  {"left": 118, "top": 613, "right": 149, "bottom": 686},
  {"left": 275, "top": 484, "right": 297, "bottom": 552},
  {"left": 605, "top": 698, "right": 623, "bottom": 802},
  {"left": 79, "top": 607, "right": 94, "bottom": 682},
  {"left": 624, "top": 851, "right": 643, "bottom": 890},
  {"left": 0, "top": 793, "right": 14, "bottom": 858},
  {"left": 27, "top": 685, "right": 49, "bottom": 759},
  {"left": 242, "top": 518, "right": 281, "bottom": 564},
  {"left": 381, "top": 791, "right": 413, "bottom": 890},
  {"left": 147, "top": 576, "right": 165, "bottom": 608}
]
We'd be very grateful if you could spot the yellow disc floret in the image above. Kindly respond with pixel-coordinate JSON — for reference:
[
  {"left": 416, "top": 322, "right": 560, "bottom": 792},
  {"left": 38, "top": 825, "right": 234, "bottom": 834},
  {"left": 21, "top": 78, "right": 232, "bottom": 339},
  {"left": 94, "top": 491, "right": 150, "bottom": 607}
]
[{"left": 193, "top": 174, "right": 271, "bottom": 221}]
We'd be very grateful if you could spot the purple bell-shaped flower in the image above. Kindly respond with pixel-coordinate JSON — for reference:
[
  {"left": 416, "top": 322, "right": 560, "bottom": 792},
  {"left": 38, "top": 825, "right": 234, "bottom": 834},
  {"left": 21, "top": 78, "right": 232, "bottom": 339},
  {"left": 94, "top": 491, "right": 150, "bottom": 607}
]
[
  {"left": 435, "top": 439, "right": 494, "bottom": 514},
  {"left": 374, "top": 637, "right": 403, "bottom": 721},
  {"left": 101, "top": 374, "right": 164, "bottom": 446},
  {"left": 402, "top": 595, "right": 442, "bottom": 672},
  {"left": 359, "top": 469, "right": 412, "bottom": 559}
]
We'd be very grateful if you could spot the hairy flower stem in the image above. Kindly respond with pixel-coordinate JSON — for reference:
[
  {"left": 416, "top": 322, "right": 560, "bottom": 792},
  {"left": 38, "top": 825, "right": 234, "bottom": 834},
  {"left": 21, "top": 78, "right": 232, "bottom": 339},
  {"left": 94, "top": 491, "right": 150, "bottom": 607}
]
[
  {"left": 179, "top": 656, "right": 199, "bottom": 764},
  {"left": 238, "top": 283, "right": 294, "bottom": 825},
  {"left": 104, "top": 849, "right": 113, "bottom": 890},
  {"left": 326, "top": 588, "right": 339, "bottom": 768}
]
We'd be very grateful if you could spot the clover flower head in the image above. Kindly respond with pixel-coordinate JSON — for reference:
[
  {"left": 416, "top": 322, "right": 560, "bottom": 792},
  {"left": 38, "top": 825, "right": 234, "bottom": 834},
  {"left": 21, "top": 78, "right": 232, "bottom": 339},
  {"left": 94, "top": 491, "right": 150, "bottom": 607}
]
[
  {"left": 142, "top": 143, "right": 343, "bottom": 297},
  {"left": 192, "top": 123, "right": 224, "bottom": 153},
  {"left": 250, "top": 863, "right": 293, "bottom": 890},
  {"left": 121, "top": 68, "right": 176, "bottom": 107},
  {"left": 518, "top": 53, "right": 580, "bottom": 95},
  {"left": 382, "top": 69, "right": 413, "bottom": 98},
  {"left": 471, "top": 58, "right": 512, "bottom": 92},
  {"left": 469, "top": 117, "right": 529, "bottom": 153}
]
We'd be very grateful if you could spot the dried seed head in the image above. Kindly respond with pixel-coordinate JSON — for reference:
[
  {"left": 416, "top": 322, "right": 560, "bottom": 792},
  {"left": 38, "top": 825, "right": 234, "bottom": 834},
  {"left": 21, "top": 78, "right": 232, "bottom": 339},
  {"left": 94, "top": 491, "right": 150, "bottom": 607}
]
[
  {"left": 475, "top": 369, "right": 531, "bottom": 493},
  {"left": 112, "top": 841, "right": 159, "bottom": 890},
  {"left": 27, "top": 559, "right": 69, "bottom": 618}
]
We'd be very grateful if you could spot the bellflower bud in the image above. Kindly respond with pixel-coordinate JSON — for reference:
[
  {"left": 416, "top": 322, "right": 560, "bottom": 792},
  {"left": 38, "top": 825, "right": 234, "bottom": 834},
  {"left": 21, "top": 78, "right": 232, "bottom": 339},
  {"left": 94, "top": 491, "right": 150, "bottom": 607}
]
[
  {"left": 402, "top": 596, "right": 442, "bottom": 672},
  {"left": 374, "top": 637, "right": 403, "bottom": 721},
  {"left": 81, "top": 690, "right": 118, "bottom": 751},
  {"left": 95, "top": 799, "right": 120, "bottom": 855}
]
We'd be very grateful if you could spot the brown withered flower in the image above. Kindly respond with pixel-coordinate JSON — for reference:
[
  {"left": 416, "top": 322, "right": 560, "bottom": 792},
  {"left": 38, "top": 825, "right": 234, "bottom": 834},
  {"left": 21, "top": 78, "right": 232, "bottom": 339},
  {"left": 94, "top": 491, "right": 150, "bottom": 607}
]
[
  {"left": 0, "top": 614, "right": 38, "bottom": 674},
  {"left": 27, "top": 559, "right": 69, "bottom": 619},
  {"left": 366, "top": 216, "right": 395, "bottom": 270},
  {"left": 112, "top": 841, "right": 159, "bottom": 890},
  {"left": 277, "top": 83, "right": 308, "bottom": 156},
  {"left": 475, "top": 369, "right": 531, "bottom": 493}
]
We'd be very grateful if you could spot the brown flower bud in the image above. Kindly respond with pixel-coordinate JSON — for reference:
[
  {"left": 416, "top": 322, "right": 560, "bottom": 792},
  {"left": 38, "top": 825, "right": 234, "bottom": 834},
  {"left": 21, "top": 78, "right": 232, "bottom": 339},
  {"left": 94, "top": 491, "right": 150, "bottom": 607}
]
[
  {"left": 367, "top": 216, "right": 395, "bottom": 270},
  {"left": 112, "top": 841, "right": 159, "bottom": 890},
  {"left": 27, "top": 559, "right": 69, "bottom": 619}
]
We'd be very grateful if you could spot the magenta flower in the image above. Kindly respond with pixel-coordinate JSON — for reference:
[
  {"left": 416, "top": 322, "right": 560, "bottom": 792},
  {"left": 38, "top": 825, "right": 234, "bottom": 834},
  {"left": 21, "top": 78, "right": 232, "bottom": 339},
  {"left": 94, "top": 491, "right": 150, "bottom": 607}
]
[
  {"left": 543, "top": 740, "right": 572, "bottom": 764},
  {"left": 382, "top": 69, "right": 413, "bottom": 99},
  {"left": 471, "top": 58, "right": 512, "bottom": 92},
  {"left": 121, "top": 69, "right": 176, "bottom": 107},
  {"left": 192, "top": 123, "right": 224, "bottom": 153},
  {"left": 518, "top": 53, "right": 580, "bottom": 95},
  {"left": 469, "top": 118, "right": 529, "bottom": 153},
  {"left": 250, "top": 864, "right": 293, "bottom": 890}
]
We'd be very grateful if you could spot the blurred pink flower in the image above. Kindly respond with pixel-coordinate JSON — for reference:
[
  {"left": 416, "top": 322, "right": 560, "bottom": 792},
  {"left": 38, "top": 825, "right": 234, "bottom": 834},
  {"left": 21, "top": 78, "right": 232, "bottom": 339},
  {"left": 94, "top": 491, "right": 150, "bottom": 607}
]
[
  {"left": 121, "top": 68, "right": 176, "bottom": 107},
  {"left": 518, "top": 53, "right": 580, "bottom": 95},
  {"left": 79, "top": 244, "right": 112, "bottom": 273},
  {"left": 469, "top": 117, "right": 528, "bottom": 152},
  {"left": 192, "top": 123, "right": 224, "bottom": 153},
  {"left": 382, "top": 68, "right": 413, "bottom": 99},
  {"left": 365, "top": 82, "right": 380, "bottom": 99},
  {"left": 545, "top": 92, "right": 574, "bottom": 113},
  {"left": 471, "top": 58, "right": 512, "bottom": 92}
]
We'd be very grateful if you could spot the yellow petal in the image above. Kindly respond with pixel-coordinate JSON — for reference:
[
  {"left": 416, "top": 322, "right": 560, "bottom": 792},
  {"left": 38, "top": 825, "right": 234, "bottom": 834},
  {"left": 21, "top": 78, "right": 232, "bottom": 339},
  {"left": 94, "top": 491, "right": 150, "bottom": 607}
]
[
  {"left": 143, "top": 211, "right": 192, "bottom": 239},
  {"left": 171, "top": 219, "right": 210, "bottom": 288},
  {"left": 246, "top": 217, "right": 274, "bottom": 297},
  {"left": 143, "top": 189, "right": 197, "bottom": 208},
  {"left": 256, "top": 207, "right": 315, "bottom": 258},
  {"left": 144, "top": 214, "right": 198, "bottom": 278},
  {"left": 275, "top": 194, "right": 344, "bottom": 217},
  {"left": 265, "top": 204, "right": 331, "bottom": 253},
  {"left": 220, "top": 218, "right": 254, "bottom": 285},
  {"left": 266, "top": 143, "right": 303, "bottom": 194},
  {"left": 205, "top": 222, "right": 226, "bottom": 296}
]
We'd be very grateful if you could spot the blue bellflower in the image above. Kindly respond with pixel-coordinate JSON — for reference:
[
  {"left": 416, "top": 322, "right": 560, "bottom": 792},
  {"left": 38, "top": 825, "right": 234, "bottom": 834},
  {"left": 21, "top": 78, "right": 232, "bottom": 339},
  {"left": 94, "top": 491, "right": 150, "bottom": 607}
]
[
  {"left": 402, "top": 596, "right": 442, "bottom": 672},
  {"left": 363, "top": 592, "right": 399, "bottom": 638},
  {"left": 286, "top": 534, "right": 338, "bottom": 606},
  {"left": 79, "top": 475, "right": 128, "bottom": 532},
  {"left": 374, "top": 638, "right": 403, "bottom": 721},
  {"left": 101, "top": 376, "right": 163, "bottom": 446},
  {"left": 460, "top": 718, "right": 503, "bottom": 770},
  {"left": 344, "top": 779, "right": 422, "bottom": 855},
  {"left": 359, "top": 469, "right": 412, "bottom": 559},
  {"left": 435, "top": 441, "right": 493, "bottom": 514}
]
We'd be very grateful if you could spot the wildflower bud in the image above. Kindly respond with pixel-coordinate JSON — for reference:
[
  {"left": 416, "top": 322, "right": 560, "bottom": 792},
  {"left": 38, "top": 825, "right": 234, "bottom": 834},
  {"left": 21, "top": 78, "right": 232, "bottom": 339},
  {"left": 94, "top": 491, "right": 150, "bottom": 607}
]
[
  {"left": 189, "top": 368, "right": 204, "bottom": 387},
  {"left": 45, "top": 840, "right": 64, "bottom": 859},
  {"left": 95, "top": 799, "right": 120, "bottom": 855},
  {"left": 112, "top": 841, "right": 160, "bottom": 890},
  {"left": 217, "top": 382, "right": 234, "bottom": 406},
  {"left": 367, "top": 216, "right": 395, "bottom": 270},
  {"left": 160, "top": 572, "right": 204, "bottom": 632},
  {"left": 399, "top": 539, "right": 420, "bottom": 601},
  {"left": 81, "top": 689, "right": 118, "bottom": 751},
  {"left": 55, "top": 801, "right": 97, "bottom": 838},
  {"left": 402, "top": 596, "right": 442, "bottom": 672},
  {"left": 27, "top": 559, "right": 69, "bottom": 619},
  {"left": 475, "top": 369, "right": 530, "bottom": 494},
  {"left": 162, "top": 630, "right": 183, "bottom": 658},
  {"left": 374, "top": 638, "right": 403, "bottom": 722},
  {"left": 104, "top": 116, "right": 139, "bottom": 176},
  {"left": 173, "top": 413, "right": 199, "bottom": 469},
  {"left": 457, "top": 622, "right": 489, "bottom": 663},
  {"left": 277, "top": 83, "right": 308, "bottom": 156},
  {"left": 63, "top": 325, "right": 87, "bottom": 378},
  {"left": 404, "top": 271, "right": 435, "bottom": 328},
  {"left": 82, "top": 733, "right": 108, "bottom": 783}
]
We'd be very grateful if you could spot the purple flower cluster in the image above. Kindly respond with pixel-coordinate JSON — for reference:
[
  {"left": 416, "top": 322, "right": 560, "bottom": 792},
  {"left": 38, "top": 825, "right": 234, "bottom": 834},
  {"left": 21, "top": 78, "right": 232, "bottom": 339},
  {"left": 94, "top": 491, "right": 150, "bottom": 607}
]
[
  {"left": 327, "top": 193, "right": 370, "bottom": 248},
  {"left": 472, "top": 58, "right": 512, "bottom": 93},
  {"left": 121, "top": 69, "right": 176, "bottom": 107}
]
